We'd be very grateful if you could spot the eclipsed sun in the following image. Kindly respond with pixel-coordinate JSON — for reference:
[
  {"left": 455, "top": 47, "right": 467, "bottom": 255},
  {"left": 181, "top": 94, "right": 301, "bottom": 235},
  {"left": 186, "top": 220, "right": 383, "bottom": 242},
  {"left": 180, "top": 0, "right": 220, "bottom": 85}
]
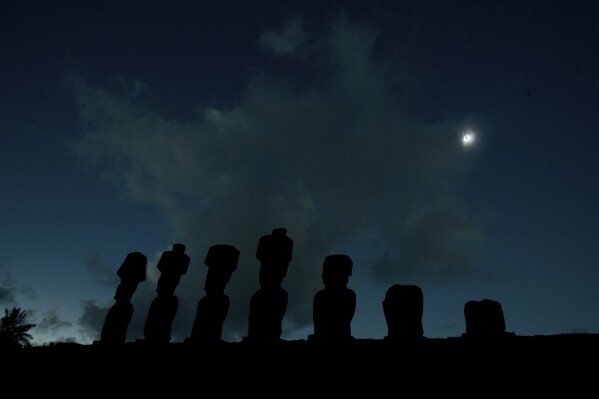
[{"left": 461, "top": 130, "right": 476, "bottom": 147}]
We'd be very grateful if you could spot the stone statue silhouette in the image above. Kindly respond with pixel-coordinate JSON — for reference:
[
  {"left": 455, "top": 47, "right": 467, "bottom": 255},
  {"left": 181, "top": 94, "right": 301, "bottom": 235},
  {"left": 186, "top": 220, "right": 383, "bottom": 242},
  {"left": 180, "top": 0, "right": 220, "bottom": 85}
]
[
  {"left": 245, "top": 227, "right": 293, "bottom": 342},
  {"left": 143, "top": 243, "right": 190, "bottom": 343},
  {"left": 382, "top": 284, "right": 424, "bottom": 340},
  {"left": 188, "top": 244, "right": 239, "bottom": 343},
  {"left": 462, "top": 298, "right": 515, "bottom": 337},
  {"left": 100, "top": 251, "right": 147, "bottom": 344},
  {"left": 309, "top": 253, "right": 356, "bottom": 342}
]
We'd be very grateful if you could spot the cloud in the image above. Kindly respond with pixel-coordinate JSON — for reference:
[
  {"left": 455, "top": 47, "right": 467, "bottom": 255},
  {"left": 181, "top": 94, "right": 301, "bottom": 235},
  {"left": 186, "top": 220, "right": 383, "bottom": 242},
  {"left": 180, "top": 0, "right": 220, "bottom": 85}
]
[
  {"left": 110, "top": 75, "right": 150, "bottom": 99},
  {"left": 259, "top": 17, "right": 307, "bottom": 56},
  {"left": 33, "top": 306, "right": 73, "bottom": 335},
  {"left": 0, "top": 287, "right": 14, "bottom": 305},
  {"left": 86, "top": 253, "right": 120, "bottom": 287},
  {"left": 77, "top": 299, "right": 109, "bottom": 342},
  {"left": 14, "top": 306, "right": 72, "bottom": 345},
  {"left": 0, "top": 264, "right": 16, "bottom": 305},
  {"left": 71, "top": 13, "right": 483, "bottom": 342},
  {"left": 372, "top": 207, "right": 487, "bottom": 282}
]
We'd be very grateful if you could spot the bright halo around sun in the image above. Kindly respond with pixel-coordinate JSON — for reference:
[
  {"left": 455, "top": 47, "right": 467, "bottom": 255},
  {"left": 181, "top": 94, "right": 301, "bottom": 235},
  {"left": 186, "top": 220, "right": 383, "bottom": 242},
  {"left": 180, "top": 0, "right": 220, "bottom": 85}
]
[{"left": 461, "top": 130, "right": 476, "bottom": 147}]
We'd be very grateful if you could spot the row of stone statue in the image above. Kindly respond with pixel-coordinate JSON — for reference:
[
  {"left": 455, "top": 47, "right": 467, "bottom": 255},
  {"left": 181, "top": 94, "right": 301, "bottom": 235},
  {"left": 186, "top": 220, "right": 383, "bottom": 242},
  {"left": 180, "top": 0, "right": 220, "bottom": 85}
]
[{"left": 100, "top": 228, "right": 511, "bottom": 345}]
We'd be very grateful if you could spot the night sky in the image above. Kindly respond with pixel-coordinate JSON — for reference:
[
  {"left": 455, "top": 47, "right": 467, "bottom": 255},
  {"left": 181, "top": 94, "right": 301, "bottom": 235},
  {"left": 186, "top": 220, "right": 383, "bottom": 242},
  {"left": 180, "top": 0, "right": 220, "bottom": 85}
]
[{"left": 1, "top": 0, "right": 598, "bottom": 345}]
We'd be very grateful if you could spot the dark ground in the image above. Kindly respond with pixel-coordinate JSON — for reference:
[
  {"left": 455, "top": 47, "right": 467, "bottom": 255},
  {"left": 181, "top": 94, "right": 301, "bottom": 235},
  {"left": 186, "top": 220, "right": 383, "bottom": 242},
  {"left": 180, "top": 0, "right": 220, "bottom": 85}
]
[{"left": 2, "top": 334, "right": 597, "bottom": 394}]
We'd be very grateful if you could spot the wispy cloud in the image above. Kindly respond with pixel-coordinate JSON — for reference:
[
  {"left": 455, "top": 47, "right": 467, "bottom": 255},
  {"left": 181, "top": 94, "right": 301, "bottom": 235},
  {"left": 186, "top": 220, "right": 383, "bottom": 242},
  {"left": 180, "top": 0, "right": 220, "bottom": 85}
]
[
  {"left": 77, "top": 299, "right": 109, "bottom": 342},
  {"left": 259, "top": 17, "right": 308, "bottom": 56},
  {"left": 86, "top": 253, "right": 120, "bottom": 287},
  {"left": 0, "top": 287, "right": 14, "bottom": 305},
  {"left": 0, "top": 261, "right": 37, "bottom": 306},
  {"left": 33, "top": 306, "right": 74, "bottom": 335}
]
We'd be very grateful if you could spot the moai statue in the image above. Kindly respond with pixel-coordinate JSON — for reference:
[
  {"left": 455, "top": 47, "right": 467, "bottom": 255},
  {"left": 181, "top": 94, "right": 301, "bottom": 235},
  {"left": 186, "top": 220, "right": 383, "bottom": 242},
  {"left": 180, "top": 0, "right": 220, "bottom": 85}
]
[
  {"left": 188, "top": 244, "right": 239, "bottom": 343},
  {"left": 462, "top": 298, "right": 514, "bottom": 337},
  {"left": 246, "top": 227, "right": 293, "bottom": 342},
  {"left": 309, "top": 254, "right": 356, "bottom": 342},
  {"left": 143, "top": 243, "right": 190, "bottom": 343},
  {"left": 382, "top": 284, "right": 424, "bottom": 340},
  {"left": 100, "top": 251, "right": 147, "bottom": 344}
]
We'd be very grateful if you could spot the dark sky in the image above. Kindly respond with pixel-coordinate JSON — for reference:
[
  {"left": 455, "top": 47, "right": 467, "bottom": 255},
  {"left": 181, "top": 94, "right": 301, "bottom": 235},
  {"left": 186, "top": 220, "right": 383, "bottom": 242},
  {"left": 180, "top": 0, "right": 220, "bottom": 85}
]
[{"left": 1, "top": 0, "right": 598, "bottom": 344}]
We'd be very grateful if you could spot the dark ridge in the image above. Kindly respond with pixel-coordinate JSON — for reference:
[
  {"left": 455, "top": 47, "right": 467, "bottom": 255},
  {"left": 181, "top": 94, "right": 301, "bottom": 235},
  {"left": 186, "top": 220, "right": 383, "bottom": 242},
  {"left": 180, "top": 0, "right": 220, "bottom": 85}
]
[{"left": 2, "top": 334, "right": 597, "bottom": 393}]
